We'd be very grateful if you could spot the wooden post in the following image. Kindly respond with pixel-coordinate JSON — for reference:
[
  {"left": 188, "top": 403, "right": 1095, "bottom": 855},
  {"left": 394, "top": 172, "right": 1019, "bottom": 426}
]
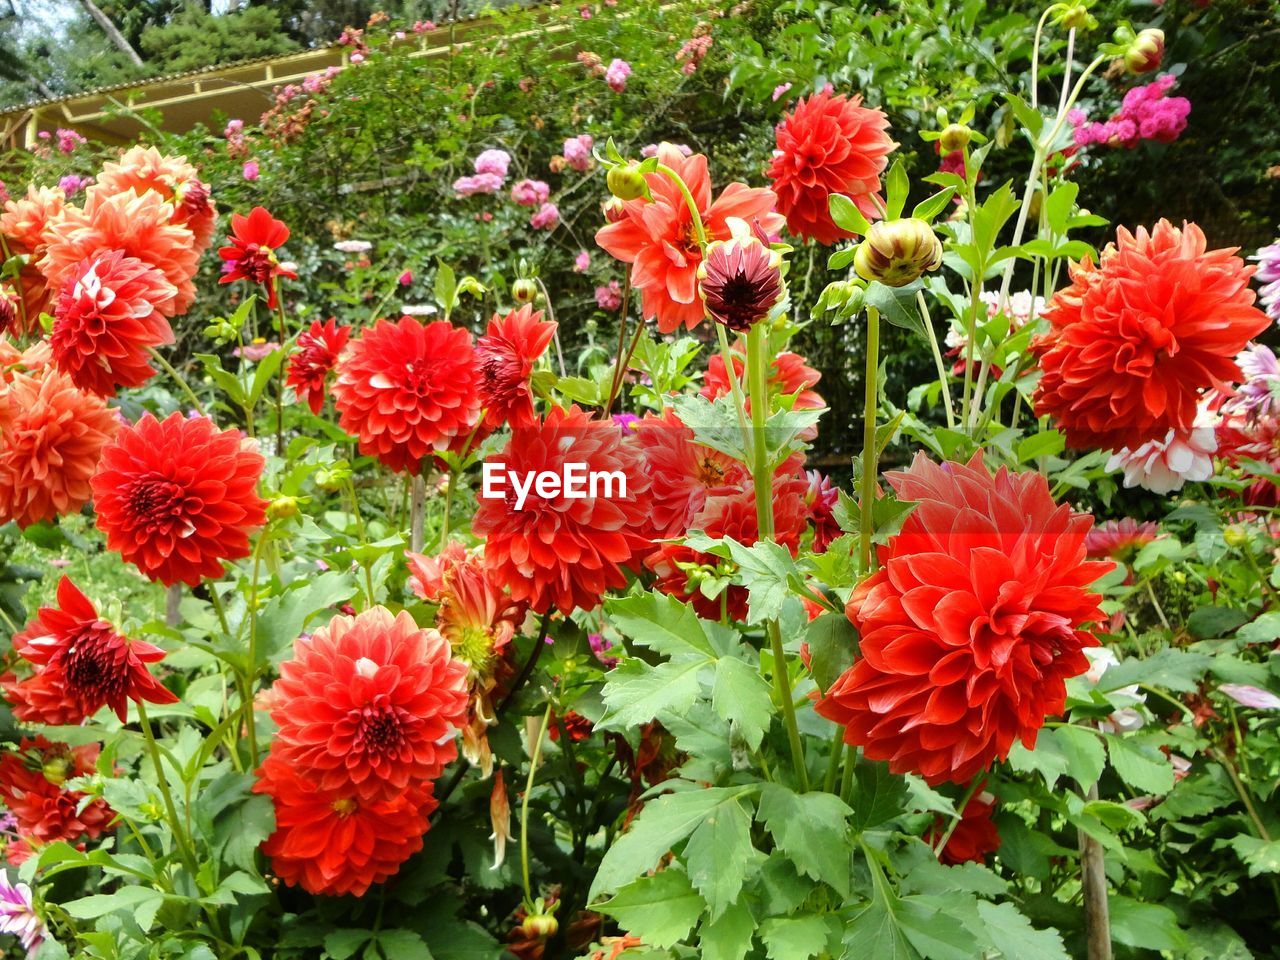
[{"left": 1080, "top": 783, "right": 1112, "bottom": 960}]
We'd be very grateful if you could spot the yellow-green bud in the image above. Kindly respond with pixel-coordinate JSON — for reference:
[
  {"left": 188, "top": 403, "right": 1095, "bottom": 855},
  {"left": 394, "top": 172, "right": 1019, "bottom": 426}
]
[
  {"left": 853, "top": 219, "right": 943, "bottom": 288},
  {"left": 42, "top": 756, "right": 71, "bottom": 785},
  {"left": 267, "top": 496, "right": 299, "bottom": 520},
  {"left": 512, "top": 278, "right": 538, "bottom": 304},
  {"left": 1223, "top": 525, "right": 1249, "bottom": 549},
  {"left": 1125, "top": 28, "right": 1164, "bottom": 74},
  {"left": 1059, "top": 5, "right": 1095, "bottom": 31},
  {"left": 938, "top": 123, "right": 972, "bottom": 154},
  {"left": 606, "top": 162, "right": 648, "bottom": 202},
  {"left": 521, "top": 914, "right": 558, "bottom": 939}
]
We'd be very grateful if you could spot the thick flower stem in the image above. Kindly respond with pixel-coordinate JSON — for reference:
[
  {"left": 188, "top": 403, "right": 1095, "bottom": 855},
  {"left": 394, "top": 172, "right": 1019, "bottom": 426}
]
[
  {"left": 137, "top": 700, "right": 200, "bottom": 879},
  {"left": 147, "top": 348, "right": 207, "bottom": 418},
  {"left": 243, "top": 534, "right": 267, "bottom": 770},
  {"left": 858, "top": 305, "right": 881, "bottom": 573},
  {"left": 410, "top": 474, "right": 426, "bottom": 553},
  {"left": 1079, "top": 784, "right": 1113, "bottom": 960},
  {"left": 520, "top": 701, "right": 553, "bottom": 904}
]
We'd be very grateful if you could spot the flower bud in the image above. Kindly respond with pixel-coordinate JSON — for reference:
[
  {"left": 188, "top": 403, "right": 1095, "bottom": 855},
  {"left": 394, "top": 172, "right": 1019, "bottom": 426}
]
[
  {"left": 1058, "top": 5, "right": 1095, "bottom": 31},
  {"left": 1223, "top": 524, "right": 1249, "bottom": 549},
  {"left": 512, "top": 278, "right": 538, "bottom": 303},
  {"left": 697, "top": 228, "right": 783, "bottom": 331},
  {"left": 602, "top": 196, "right": 627, "bottom": 222},
  {"left": 853, "top": 218, "right": 943, "bottom": 287},
  {"left": 812, "top": 279, "right": 865, "bottom": 325},
  {"left": 521, "top": 913, "right": 558, "bottom": 939},
  {"left": 938, "top": 123, "right": 972, "bottom": 154},
  {"left": 606, "top": 162, "right": 649, "bottom": 202},
  {"left": 42, "top": 756, "right": 71, "bottom": 785},
  {"left": 267, "top": 496, "right": 299, "bottom": 520},
  {"left": 1125, "top": 28, "right": 1164, "bottom": 74}
]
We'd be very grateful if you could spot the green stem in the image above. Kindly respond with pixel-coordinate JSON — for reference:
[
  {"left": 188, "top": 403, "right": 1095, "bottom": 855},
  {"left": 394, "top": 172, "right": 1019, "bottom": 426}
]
[
  {"left": 859, "top": 305, "right": 881, "bottom": 573},
  {"left": 243, "top": 534, "right": 267, "bottom": 770},
  {"left": 840, "top": 742, "right": 858, "bottom": 805},
  {"left": 273, "top": 293, "right": 289, "bottom": 469},
  {"left": 521, "top": 701, "right": 554, "bottom": 904},
  {"left": 933, "top": 777, "right": 984, "bottom": 856},
  {"left": 137, "top": 700, "right": 200, "bottom": 877},
  {"left": 918, "top": 292, "right": 955, "bottom": 429},
  {"left": 822, "top": 725, "right": 845, "bottom": 795},
  {"left": 148, "top": 348, "right": 207, "bottom": 417}
]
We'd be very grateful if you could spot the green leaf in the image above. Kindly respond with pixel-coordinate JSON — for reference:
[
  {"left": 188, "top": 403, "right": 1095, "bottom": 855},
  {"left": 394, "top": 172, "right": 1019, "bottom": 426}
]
[
  {"left": 606, "top": 590, "right": 717, "bottom": 658},
  {"left": 247, "top": 344, "right": 286, "bottom": 407},
  {"left": 596, "top": 869, "right": 705, "bottom": 948},
  {"left": 685, "top": 796, "right": 755, "bottom": 920},
  {"left": 712, "top": 654, "right": 774, "bottom": 751},
  {"left": 1238, "top": 611, "right": 1280, "bottom": 645},
  {"left": 215, "top": 793, "right": 275, "bottom": 872},
  {"left": 844, "top": 900, "right": 916, "bottom": 960},
  {"left": 1108, "top": 897, "right": 1188, "bottom": 951},
  {"left": 1186, "top": 606, "right": 1251, "bottom": 640},
  {"left": 976, "top": 901, "right": 1069, "bottom": 960},
  {"left": 374, "top": 930, "right": 433, "bottom": 960},
  {"left": 256, "top": 571, "right": 358, "bottom": 666},
  {"left": 884, "top": 159, "right": 909, "bottom": 220},
  {"left": 1228, "top": 834, "right": 1280, "bottom": 877},
  {"left": 757, "top": 784, "right": 852, "bottom": 895},
  {"left": 851, "top": 759, "right": 910, "bottom": 832},
  {"left": 1016, "top": 429, "right": 1065, "bottom": 464},
  {"left": 759, "top": 915, "right": 833, "bottom": 960},
  {"left": 324, "top": 929, "right": 374, "bottom": 960},
  {"left": 591, "top": 786, "right": 756, "bottom": 896},
  {"left": 1003, "top": 92, "right": 1044, "bottom": 138},
  {"left": 699, "top": 898, "right": 756, "bottom": 960},
  {"left": 897, "top": 896, "right": 981, "bottom": 960},
  {"left": 1042, "top": 181, "right": 1079, "bottom": 236},
  {"left": 829, "top": 194, "right": 871, "bottom": 237},
  {"left": 1054, "top": 725, "right": 1107, "bottom": 788},
  {"left": 1107, "top": 735, "right": 1174, "bottom": 794},
  {"left": 598, "top": 658, "right": 703, "bottom": 730},
  {"left": 1099, "top": 648, "right": 1210, "bottom": 693},
  {"left": 911, "top": 187, "right": 956, "bottom": 223},
  {"left": 433, "top": 261, "right": 457, "bottom": 313},
  {"left": 866, "top": 280, "right": 927, "bottom": 340},
  {"left": 805, "top": 613, "right": 857, "bottom": 693},
  {"left": 64, "top": 885, "right": 166, "bottom": 923}
]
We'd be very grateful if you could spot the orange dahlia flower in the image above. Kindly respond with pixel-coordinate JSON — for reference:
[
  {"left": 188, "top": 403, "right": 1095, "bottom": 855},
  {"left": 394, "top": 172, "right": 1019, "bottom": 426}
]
[
  {"left": 595, "top": 143, "right": 784, "bottom": 333},
  {"left": 767, "top": 90, "right": 895, "bottom": 245},
  {"left": 0, "top": 737, "right": 115, "bottom": 850},
  {"left": 477, "top": 304, "right": 557, "bottom": 428},
  {"left": 332, "top": 316, "right": 482, "bottom": 474},
  {"left": 473, "top": 405, "right": 653, "bottom": 615},
  {"left": 701, "top": 348, "right": 825, "bottom": 440},
  {"left": 816, "top": 452, "right": 1112, "bottom": 785},
  {"left": 286, "top": 317, "right": 349, "bottom": 414},
  {"left": 40, "top": 188, "right": 199, "bottom": 317},
  {"left": 50, "top": 252, "right": 177, "bottom": 396},
  {"left": 90, "top": 412, "right": 267, "bottom": 586},
  {"left": 93, "top": 146, "right": 217, "bottom": 252},
  {"left": 1033, "top": 220, "right": 1271, "bottom": 451},
  {"left": 266, "top": 607, "right": 469, "bottom": 801},
  {"left": 254, "top": 754, "right": 437, "bottom": 897},
  {"left": 0, "top": 185, "right": 66, "bottom": 332},
  {"left": 1, "top": 669, "right": 84, "bottom": 726},
  {"left": 0, "top": 361, "right": 117, "bottom": 528},
  {"left": 12, "top": 576, "right": 177, "bottom": 722}
]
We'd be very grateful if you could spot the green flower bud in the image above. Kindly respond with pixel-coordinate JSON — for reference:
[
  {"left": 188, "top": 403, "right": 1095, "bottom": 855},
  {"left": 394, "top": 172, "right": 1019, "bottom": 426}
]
[
  {"left": 512, "top": 278, "right": 538, "bottom": 304},
  {"left": 267, "top": 496, "right": 299, "bottom": 520},
  {"left": 1223, "top": 524, "right": 1249, "bottom": 549},
  {"left": 938, "top": 123, "right": 972, "bottom": 154},
  {"left": 853, "top": 219, "right": 943, "bottom": 288},
  {"left": 606, "top": 162, "right": 649, "bottom": 202}
]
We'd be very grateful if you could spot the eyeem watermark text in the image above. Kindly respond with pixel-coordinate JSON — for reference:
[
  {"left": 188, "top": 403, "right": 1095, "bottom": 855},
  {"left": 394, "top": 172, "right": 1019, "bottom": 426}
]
[{"left": 481, "top": 462, "right": 628, "bottom": 510}]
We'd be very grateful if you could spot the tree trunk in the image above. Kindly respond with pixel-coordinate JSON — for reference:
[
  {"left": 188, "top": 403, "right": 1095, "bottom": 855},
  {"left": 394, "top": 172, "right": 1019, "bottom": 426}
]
[{"left": 77, "top": 0, "right": 144, "bottom": 67}]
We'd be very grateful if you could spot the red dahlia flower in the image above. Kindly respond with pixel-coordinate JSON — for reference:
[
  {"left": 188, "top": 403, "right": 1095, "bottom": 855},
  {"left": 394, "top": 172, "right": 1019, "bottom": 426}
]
[
  {"left": 767, "top": 90, "right": 896, "bottom": 245},
  {"left": 265, "top": 607, "right": 469, "bottom": 801},
  {"left": 595, "top": 143, "right": 784, "bottom": 333},
  {"left": 90, "top": 412, "right": 268, "bottom": 586},
  {"left": 633, "top": 408, "right": 746, "bottom": 540},
  {"left": 40, "top": 188, "right": 199, "bottom": 316},
  {"left": 701, "top": 349, "right": 825, "bottom": 440},
  {"left": 286, "top": 317, "right": 349, "bottom": 414},
  {"left": 473, "top": 405, "right": 653, "bottom": 615},
  {"left": 332, "top": 316, "right": 482, "bottom": 474},
  {"left": 816, "top": 452, "right": 1112, "bottom": 785},
  {"left": 477, "top": 305, "right": 558, "bottom": 429},
  {"left": 93, "top": 146, "right": 217, "bottom": 253},
  {"left": 0, "top": 738, "right": 115, "bottom": 849},
  {"left": 1032, "top": 220, "right": 1270, "bottom": 451},
  {"left": 254, "top": 754, "right": 437, "bottom": 897},
  {"left": 50, "top": 252, "right": 177, "bottom": 396},
  {"left": 0, "top": 360, "right": 117, "bottom": 529},
  {"left": 217, "top": 206, "right": 298, "bottom": 309},
  {"left": 1, "top": 669, "right": 84, "bottom": 726},
  {"left": 926, "top": 791, "right": 1001, "bottom": 865},
  {"left": 12, "top": 576, "right": 177, "bottom": 722}
]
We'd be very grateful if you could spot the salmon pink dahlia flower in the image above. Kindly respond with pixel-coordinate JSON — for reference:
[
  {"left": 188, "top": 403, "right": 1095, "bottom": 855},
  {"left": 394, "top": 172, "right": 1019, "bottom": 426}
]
[
  {"left": 40, "top": 188, "right": 200, "bottom": 316},
  {"left": 595, "top": 143, "right": 784, "bottom": 333},
  {"left": 1032, "top": 220, "right": 1270, "bottom": 452},
  {"left": 473, "top": 405, "right": 653, "bottom": 615},
  {"left": 0, "top": 185, "right": 66, "bottom": 331},
  {"left": 816, "top": 452, "right": 1112, "bottom": 785},
  {"left": 0, "top": 361, "right": 117, "bottom": 528},
  {"left": 767, "top": 90, "right": 895, "bottom": 245},
  {"left": 217, "top": 206, "right": 297, "bottom": 309},
  {"left": 286, "top": 317, "right": 349, "bottom": 414},
  {"left": 477, "top": 305, "right": 558, "bottom": 429},
  {"left": 50, "top": 252, "right": 177, "bottom": 396},
  {"left": 93, "top": 146, "right": 217, "bottom": 252},
  {"left": 91, "top": 412, "right": 268, "bottom": 586},
  {"left": 332, "top": 316, "right": 482, "bottom": 473},
  {"left": 12, "top": 576, "right": 177, "bottom": 722},
  {"left": 633, "top": 408, "right": 745, "bottom": 540},
  {"left": 264, "top": 607, "right": 469, "bottom": 801},
  {"left": 254, "top": 754, "right": 437, "bottom": 897},
  {"left": 1, "top": 668, "right": 84, "bottom": 726}
]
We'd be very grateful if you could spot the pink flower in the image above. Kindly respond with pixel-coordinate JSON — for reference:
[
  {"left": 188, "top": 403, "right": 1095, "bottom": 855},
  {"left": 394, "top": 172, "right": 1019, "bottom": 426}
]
[
  {"left": 224, "top": 118, "right": 244, "bottom": 137},
  {"left": 1072, "top": 74, "right": 1190, "bottom": 149},
  {"left": 580, "top": 4, "right": 592, "bottom": 17},
  {"left": 1220, "top": 684, "right": 1280, "bottom": 710},
  {"left": 398, "top": 269, "right": 413, "bottom": 286},
  {"left": 453, "top": 173, "right": 504, "bottom": 197},
  {"left": 57, "top": 174, "right": 90, "bottom": 197},
  {"left": 350, "top": 52, "right": 365, "bottom": 64},
  {"left": 530, "top": 202, "right": 560, "bottom": 230},
  {"left": 242, "top": 160, "right": 260, "bottom": 181},
  {"left": 562, "top": 135, "right": 594, "bottom": 172},
  {"left": 1106, "top": 406, "right": 1217, "bottom": 493},
  {"left": 595, "top": 281, "right": 623, "bottom": 310},
  {"left": 574, "top": 250, "right": 591, "bottom": 272},
  {"left": 511, "top": 178, "right": 550, "bottom": 207},
  {"left": 56, "top": 128, "right": 86, "bottom": 154},
  {"left": 413, "top": 20, "right": 435, "bottom": 33},
  {"left": 474, "top": 149, "right": 511, "bottom": 179},
  {"left": 234, "top": 340, "right": 281, "bottom": 362},
  {"left": 605, "top": 58, "right": 632, "bottom": 93},
  {"left": 772, "top": 82, "right": 793, "bottom": 102},
  {"left": 640, "top": 142, "right": 691, "bottom": 158}
]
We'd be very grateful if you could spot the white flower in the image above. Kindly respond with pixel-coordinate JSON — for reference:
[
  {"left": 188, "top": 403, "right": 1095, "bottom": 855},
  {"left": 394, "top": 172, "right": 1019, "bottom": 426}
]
[
  {"left": 1106, "top": 407, "right": 1217, "bottom": 493},
  {"left": 1082, "top": 646, "right": 1147, "bottom": 734},
  {"left": 333, "top": 240, "right": 373, "bottom": 254},
  {"left": 0, "top": 874, "right": 47, "bottom": 955},
  {"left": 400, "top": 303, "right": 438, "bottom": 317}
]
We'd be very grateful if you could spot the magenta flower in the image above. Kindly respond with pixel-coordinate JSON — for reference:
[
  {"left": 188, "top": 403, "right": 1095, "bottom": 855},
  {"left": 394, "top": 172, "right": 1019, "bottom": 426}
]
[
  {"left": 574, "top": 250, "right": 591, "bottom": 272},
  {"left": 772, "top": 82, "right": 793, "bottom": 102},
  {"left": 453, "top": 173, "right": 504, "bottom": 197},
  {"left": 1072, "top": 74, "right": 1190, "bottom": 149},
  {"left": 399, "top": 269, "right": 413, "bottom": 286},
  {"left": 511, "top": 178, "right": 551, "bottom": 207},
  {"left": 605, "top": 58, "right": 632, "bottom": 92},
  {"left": 595, "top": 281, "right": 623, "bottom": 311},
  {"left": 0, "top": 875, "right": 46, "bottom": 955},
  {"left": 242, "top": 159, "right": 260, "bottom": 181},
  {"left": 474, "top": 149, "right": 512, "bottom": 179},
  {"left": 1251, "top": 241, "right": 1280, "bottom": 323},
  {"left": 562, "top": 134, "right": 594, "bottom": 172},
  {"left": 57, "top": 174, "right": 90, "bottom": 197},
  {"left": 1220, "top": 684, "right": 1280, "bottom": 711},
  {"left": 530, "top": 202, "right": 560, "bottom": 230}
]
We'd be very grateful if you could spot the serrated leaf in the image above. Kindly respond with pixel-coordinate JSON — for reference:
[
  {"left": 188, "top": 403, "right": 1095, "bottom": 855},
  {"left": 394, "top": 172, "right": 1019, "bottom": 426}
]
[
  {"left": 374, "top": 930, "right": 432, "bottom": 960},
  {"left": 759, "top": 915, "right": 832, "bottom": 960},
  {"left": 256, "top": 571, "right": 358, "bottom": 667},
  {"left": 699, "top": 898, "right": 755, "bottom": 960},
  {"left": 1099, "top": 648, "right": 1210, "bottom": 693},
  {"left": 685, "top": 796, "right": 754, "bottom": 920},
  {"left": 757, "top": 784, "right": 852, "bottom": 895},
  {"left": 977, "top": 901, "right": 1069, "bottom": 960},
  {"left": 712, "top": 654, "right": 773, "bottom": 751},
  {"left": 898, "top": 896, "right": 981, "bottom": 960},
  {"left": 805, "top": 613, "right": 856, "bottom": 693},
  {"left": 1228, "top": 834, "right": 1280, "bottom": 877},
  {"left": 866, "top": 280, "right": 927, "bottom": 340},
  {"left": 1107, "top": 735, "right": 1174, "bottom": 794},
  {"left": 325, "top": 929, "right": 374, "bottom": 960},
  {"left": 598, "top": 658, "right": 704, "bottom": 730},
  {"left": 1017, "top": 429, "right": 1065, "bottom": 464},
  {"left": 1108, "top": 897, "right": 1188, "bottom": 951},
  {"left": 596, "top": 869, "right": 705, "bottom": 948},
  {"left": 851, "top": 759, "right": 910, "bottom": 832},
  {"left": 1238, "top": 611, "right": 1280, "bottom": 645},
  {"left": 606, "top": 590, "right": 717, "bottom": 658},
  {"left": 844, "top": 900, "right": 916, "bottom": 959}
]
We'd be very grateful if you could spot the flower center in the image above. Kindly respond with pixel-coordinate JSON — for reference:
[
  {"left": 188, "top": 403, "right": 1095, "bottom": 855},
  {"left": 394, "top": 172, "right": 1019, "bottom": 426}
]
[
  {"left": 61, "top": 626, "right": 125, "bottom": 704},
  {"left": 126, "top": 477, "right": 197, "bottom": 538},
  {"left": 331, "top": 796, "right": 357, "bottom": 817},
  {"left": 350, "top": 697, "right": 412, "bottom": 758},
  {"left": 236, "top": 245, "right": 277, "bottom": 284}
]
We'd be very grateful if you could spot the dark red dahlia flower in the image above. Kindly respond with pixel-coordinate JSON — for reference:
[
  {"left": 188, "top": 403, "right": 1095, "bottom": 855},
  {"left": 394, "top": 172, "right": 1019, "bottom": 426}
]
[
  {"left": 698, "top": 230, "right": 784, "bottom": 331},
  {"left": 473, "top": 405, "right": 653, "bottom": 615},
  {"left": 286, "top": 317, "right": 349, "bottom": 415},
  {"left": 50, "top": 252, "right": 177, "bottom": 396},
  {"left": 90, "top": 412, "right": 268, "bottom": 586},
  {"left": 331, "top": 316, "right": 482, "bottom": 474},
  {"left": 477, "top": 305, "right": 557, "bottom": 429},
  {"left": 12, "top": 576, "right": 177, "bottom": 722},
  {"left": 1032, "top": 220, "right": 1270, "bottom": 452},
  {"left": 926, "top": 790, "right": 1001, "bottom": 865},
  {"left": 816, "top": 452, "right": 1113, "bottom": 785},
  {"left": 767, "top": 90, "right": 895, "bottom": 245},
  {"left": 804, "top": 469, "right": 841, "bottom": 553},
  {"left": 254, "top": 754, "right": 437, "bottom": 897},
  {"left": 217, "top": 206, "right": 298, "bottom": 309},
  {"left": 0, "top": 738, "right": 115, "bottom": 848}
]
